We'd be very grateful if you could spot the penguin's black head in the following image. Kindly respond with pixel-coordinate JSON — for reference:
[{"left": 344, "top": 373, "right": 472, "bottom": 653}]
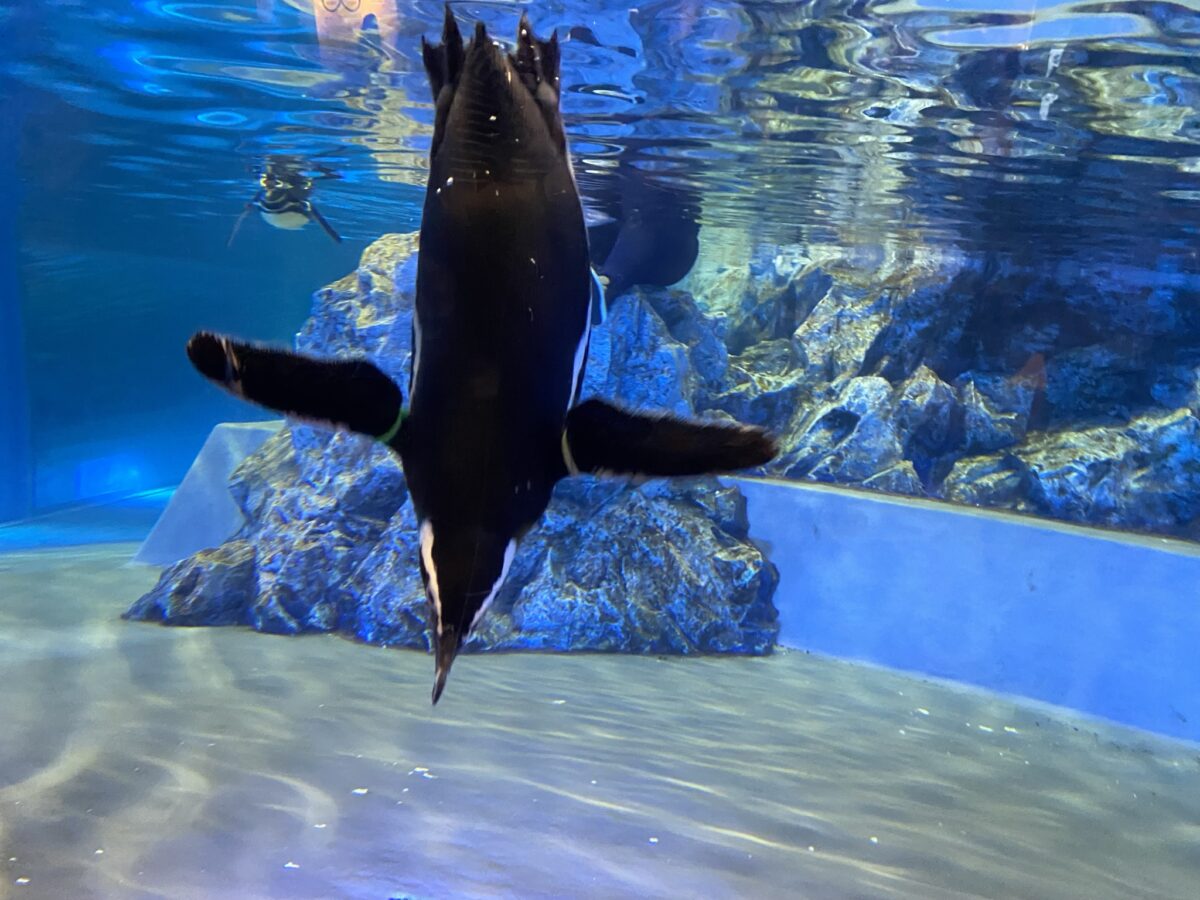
[
  {"left": 259, "top": 157, "right": 310, "bottom": 197},
  {"left": 421, "top": 8, "right": 565, "bottom": 180},
  {"left": 418, "top": 521, "right": 517, "bottom": 704}
]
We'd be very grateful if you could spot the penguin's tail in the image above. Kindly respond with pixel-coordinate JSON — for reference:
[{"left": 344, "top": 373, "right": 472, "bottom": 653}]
[
  {"left": 186, "top": 331, "right": 405, "bottom": 444},
  {"left": 562, "top": 399, "right": 777, "bottom": 478}
]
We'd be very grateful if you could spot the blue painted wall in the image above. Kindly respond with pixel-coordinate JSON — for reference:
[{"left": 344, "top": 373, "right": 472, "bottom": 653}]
[
  {"left": 0, "top": 84, "right": 32, "bottom": 521},
  {"left": 737, "top": 478, "right": 1200, "bottom": 743}
]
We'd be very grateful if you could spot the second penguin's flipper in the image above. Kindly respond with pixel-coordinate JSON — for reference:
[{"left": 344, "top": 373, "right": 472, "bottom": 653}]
[
  {"left": 562, "top": 399, "right": 778, "bottom": 478},
  {"left": 307, "top": 202, "right": 342, "bottom": 243},
  {"left": 186, "top": 332, "right": 403, "bottom": 441},
  {"left": 226, "top": 201, "right": 255, "bottom": 249}
]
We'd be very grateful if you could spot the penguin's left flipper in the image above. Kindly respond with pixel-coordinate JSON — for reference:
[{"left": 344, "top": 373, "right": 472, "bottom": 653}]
[
  {"left": 563, "top": 398, "right": 777, "bottom": 478},
  {"left": 186, "top": 331, "right": 403, "bottom": 441},
  {"left": 307, "top": 202, "right": 342, "bottom": 243}
]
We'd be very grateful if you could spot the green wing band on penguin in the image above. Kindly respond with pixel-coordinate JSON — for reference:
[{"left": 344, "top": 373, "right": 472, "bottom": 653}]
[
  {"left": 562, "top": 398, "right": 778, "bottom": 477},
  {"left": 186, "top": 331, "right": 404, "bottom": 440},
  {"left": 375, "top": 406, "right": 407, "bottom": 445}
]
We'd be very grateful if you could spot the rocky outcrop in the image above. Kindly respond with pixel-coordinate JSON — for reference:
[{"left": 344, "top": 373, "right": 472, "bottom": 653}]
[
  {"left": 347, "top": 477, "right": 778, "bottom": 655},
  {"left": 657, "top": 240, "right": 1200, "bottom": 539},
  {"left": 131, "top": 220, "right": 1200, "bottom": 652},
  {"left": 127, "top": 234, "right": 780, "bottom": 655},
  {"left": 944, "top": 409, "right": 1200, "bottom": 534}
]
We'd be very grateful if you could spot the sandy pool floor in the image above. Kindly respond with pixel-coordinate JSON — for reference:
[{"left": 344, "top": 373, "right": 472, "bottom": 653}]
[{"left": 0, "top": 544, "right": 1197, "bottom": 899}]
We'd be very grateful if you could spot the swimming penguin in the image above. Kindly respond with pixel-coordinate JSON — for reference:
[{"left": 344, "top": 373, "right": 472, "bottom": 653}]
[
  {"left": 227, "top": 156, "right": 342, "bottom": 247},
  {"left": 187, "top": 9, "right": 776, "bottom": 704},
  {"left": 592, "top": 161, "right": 702, "bottom": 309}
]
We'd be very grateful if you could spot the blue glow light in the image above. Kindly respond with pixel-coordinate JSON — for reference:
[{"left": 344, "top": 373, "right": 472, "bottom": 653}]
[{"left": 197, "top": 110, "right": 248, "bottom": 126}]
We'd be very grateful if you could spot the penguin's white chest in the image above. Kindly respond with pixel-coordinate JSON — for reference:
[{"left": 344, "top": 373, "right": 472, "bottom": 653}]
[{"left": 260, "top": 210, "right": 310, "bottom": 231}]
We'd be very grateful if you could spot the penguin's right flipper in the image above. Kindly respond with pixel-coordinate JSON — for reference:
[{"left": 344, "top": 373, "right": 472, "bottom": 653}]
[
  {"left": 563, "top": 399, "right": 777, "bottom": 478},
  {"left": 307, "top": 202, "right": 342, "bottom": 243},
  {"left": 226, "top": 202, "right": 255, "bottom": 249},
  {"left": 186, "top": 332, "right": 403, "bottom": 441}
]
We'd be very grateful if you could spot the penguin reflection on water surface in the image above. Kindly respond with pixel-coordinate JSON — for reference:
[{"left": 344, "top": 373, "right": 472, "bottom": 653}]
[
  {"left": 187, "top": 9, "right": 778, "bottom": 704},
  {"left": 227, "top": 156, "right": 342, "bottom": 247}
]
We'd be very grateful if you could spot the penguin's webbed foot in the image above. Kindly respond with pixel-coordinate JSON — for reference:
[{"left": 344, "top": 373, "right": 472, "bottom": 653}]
[{"left": 562, "top": 399, "right": 777, "bottom": 478}]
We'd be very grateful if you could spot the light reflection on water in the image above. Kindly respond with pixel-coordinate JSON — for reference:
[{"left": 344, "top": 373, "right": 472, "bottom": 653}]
[{"left": 7, "top": 0, "right": 1200, "bottom": 252}]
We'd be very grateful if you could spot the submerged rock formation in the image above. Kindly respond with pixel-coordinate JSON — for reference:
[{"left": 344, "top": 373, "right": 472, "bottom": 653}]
[
  {"left": 662, "top": 238, "right": 1200, "bottom": 540},
  {"left": 127, "top": 234, "right": 780, "bottom": 655},
  {"left": 131, "top": 220, "right": 1200, "bottom": 650}
]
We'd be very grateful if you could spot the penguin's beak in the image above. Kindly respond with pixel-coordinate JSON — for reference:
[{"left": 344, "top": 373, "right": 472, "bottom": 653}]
[{"left": 432, "top": 625, "right": 460, "bottom": 705}]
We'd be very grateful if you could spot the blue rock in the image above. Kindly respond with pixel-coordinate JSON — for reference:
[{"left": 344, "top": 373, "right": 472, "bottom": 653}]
[
  {"left": 862, "top": 462, "right": 924, "bottom": 495},
  {"left": 123, "top": 540, "right": 256, "bottom": 626},
  {"left": 297, "top": 232, "right": 417, "bottom": 385},
  {"left": 727, "top": 267, "right": 831, "bottom": 354},
  {"left": 640, "top": 287, "right": 730, "bottom": 397},
  {"left": 681, "top": 247, "right": 1200, "bottom": 537},
  {"left": 945, "top": 410, "right": 1200, "bottom": 538},
  {"left": 780, "top": 376, "right": 905, "bottom": 484},
  {"left": 344, "top": 500, "right": 428, "bottom": 648},
  {"left": 343, "top": 477, "right": 778, "bottom": 655},
  {"left": 583, "top": 292, "right": 696, "bottom": 415},
  {"left": 1019, "top": 410, "right": 1200, "bottom": 532},
  {"left": 711, "top": 339, "right": 803, "bottom": 428},
  {"left": 954, "top": 373, "right": 1035, "bottom": 454},
  {"left": 792, "top": 283, "right": 888, "bottom": 389},
  {"left": 1043, "top": 343, "right": 1144, "bottom": 425},
  {"left": 942, "top": 456, "right": 1027, "bottom": 511},
  {"left": 892, "top": 365, "right": 959, "bottom": 483},
  {"left": 501, "top": 477, "right": 777, "bottom": 654}
]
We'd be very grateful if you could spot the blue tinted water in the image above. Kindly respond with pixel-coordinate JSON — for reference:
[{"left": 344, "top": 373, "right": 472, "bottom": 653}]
[
  {"left": 4, "top": 0, "right": 1200, "bottom": 518},
  {"left": 4, "top": 4, "right": 1200, "bottom": 897}
]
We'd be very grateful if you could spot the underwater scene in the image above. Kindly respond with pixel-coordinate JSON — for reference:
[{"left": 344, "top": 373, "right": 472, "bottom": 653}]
[{"left": 3, "top": 0, "right": 1200, "bottom": 897}]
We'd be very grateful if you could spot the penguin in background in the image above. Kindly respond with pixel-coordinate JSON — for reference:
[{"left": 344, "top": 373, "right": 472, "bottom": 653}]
[
  {"left": 227, "top": 156, "right": 342, "bottom": 247},
  {"left": 586, "top": 159, "right": 703, "bottom": 323},
  {"left": 187, "top": 9, "right": 776, "bottom": 704}
]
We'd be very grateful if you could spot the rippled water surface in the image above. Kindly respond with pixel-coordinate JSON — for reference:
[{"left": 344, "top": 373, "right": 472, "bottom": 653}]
[
  {"left": 8, "top": 0, "right": 1200, "bottom": 505},
  {"left": 6, "top": 6, "right": 1200, "bottom": 893},
  {"left": 9, "top": 0, "right": 1200, "bottom": 249},
  {"left": 0, "top": 544, "right": 1198, "bottom": 899}
]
